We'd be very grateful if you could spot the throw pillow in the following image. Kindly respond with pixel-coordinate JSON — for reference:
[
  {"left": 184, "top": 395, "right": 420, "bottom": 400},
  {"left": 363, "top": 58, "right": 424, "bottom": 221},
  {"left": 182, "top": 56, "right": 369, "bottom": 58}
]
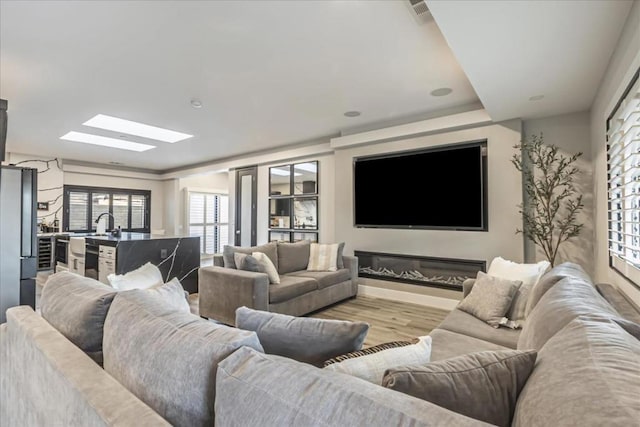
[
  {"left": 323, "top": 340, "right": 416, "bottom": 367},
  {"left": 307, "top": 243, "right": 340, "bottom": 271},
  {"left": 144, "top": 277, "right": 190, "bottom": 313},
  {"left": 382, "top": 349, "right": 537, "bottom": 427},
  {"left": 107, "top": 262, "right": 163, "bottom": 290},
  {"left": 323, "top": 336, "right": 432, "bottom": 385},
  {"left": 457, "top": 271, "right": 521, "bottom": 328},
  {"left": 235, "top": 306, "right": 369, "bottom": 367},
  {"left": 233, "top": 252, "right": 263, "bottom": 273},
  {"left": 488, "top": 257, "right": 551, "bottom": 324},
  {"left": 252, "top": 251, "right": 280, "bottom": 284}
]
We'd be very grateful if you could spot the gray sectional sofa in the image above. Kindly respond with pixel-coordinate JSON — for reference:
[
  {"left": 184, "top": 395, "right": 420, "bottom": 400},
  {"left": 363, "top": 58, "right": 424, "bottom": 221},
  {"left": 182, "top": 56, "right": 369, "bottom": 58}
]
[
  {"left": 198, "top": 240, "right": 358, "bottom": 325},
  {"left": 1, "top": 263, "right": 639, "bottom": 426}
]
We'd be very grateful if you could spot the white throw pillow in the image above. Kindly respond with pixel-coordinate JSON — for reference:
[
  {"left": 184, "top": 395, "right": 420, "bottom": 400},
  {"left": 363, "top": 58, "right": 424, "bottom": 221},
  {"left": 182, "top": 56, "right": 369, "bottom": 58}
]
[
  {"left": 144, "top": 277, "right": 190, "bottom": 313},
  {"left": 252, "top": 252, "right": 280, "bottom": 284},
  {"left": 107, "top": 262, "right": 163, "bottom": 290},
  {"left": 323, "top": 335, "right": 432, "bottom": 385},
  {"left": 487, "top": 257, "right": 551, "bottom": 325},
  {"left": 487, "top": 257, "right": 550, "bottom": 286},
  {"left": 307, "top": 243, "right": 339, "bottom": 272}
]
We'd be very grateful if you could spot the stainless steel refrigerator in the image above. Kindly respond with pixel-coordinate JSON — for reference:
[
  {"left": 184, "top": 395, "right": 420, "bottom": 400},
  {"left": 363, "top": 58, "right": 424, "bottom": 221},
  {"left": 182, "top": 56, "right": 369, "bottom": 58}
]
[{"left": 0, "top": 165, "right": 37, "bottom": 323}]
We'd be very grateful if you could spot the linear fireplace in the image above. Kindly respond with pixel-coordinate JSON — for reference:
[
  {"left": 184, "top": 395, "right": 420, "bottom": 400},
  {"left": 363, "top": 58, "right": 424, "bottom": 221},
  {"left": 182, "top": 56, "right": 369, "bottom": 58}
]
[{"left": 354, "top": 251, "right": 486, "bottom": 292}]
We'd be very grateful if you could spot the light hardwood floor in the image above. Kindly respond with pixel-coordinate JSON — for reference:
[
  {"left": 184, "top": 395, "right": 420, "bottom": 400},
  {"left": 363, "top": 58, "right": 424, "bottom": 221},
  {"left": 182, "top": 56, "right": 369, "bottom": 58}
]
[{"left": 309, "top": 296, "right": 449, "bottom": 348}]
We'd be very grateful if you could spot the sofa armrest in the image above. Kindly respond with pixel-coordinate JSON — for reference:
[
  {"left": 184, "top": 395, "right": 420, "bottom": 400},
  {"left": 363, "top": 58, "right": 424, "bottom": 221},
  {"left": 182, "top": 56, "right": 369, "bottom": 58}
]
[
  {"left": 213, "top": 254, "right": 224, "bottom": 267},
  {"left": 342, "top": 255, "right": 359, "bottom": 294},
  {"left": 198, "top": 267, "right": 269, "bottom": 326},
  {"left": 462, "top": 278, "right": 475, "bottom": 298}
]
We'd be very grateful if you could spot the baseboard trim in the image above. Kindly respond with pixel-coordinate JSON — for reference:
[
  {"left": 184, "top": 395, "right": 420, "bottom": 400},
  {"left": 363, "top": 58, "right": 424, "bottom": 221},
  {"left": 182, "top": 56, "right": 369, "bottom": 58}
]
[{"left": 358, "top": 285, "right": 459, "bottom": 311}]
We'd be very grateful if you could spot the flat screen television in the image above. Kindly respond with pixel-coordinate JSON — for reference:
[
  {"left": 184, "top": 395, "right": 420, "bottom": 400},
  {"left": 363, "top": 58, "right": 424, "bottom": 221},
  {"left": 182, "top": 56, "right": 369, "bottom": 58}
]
[{"left": 353, "top": 140, "right": 488, "bottom": 231}]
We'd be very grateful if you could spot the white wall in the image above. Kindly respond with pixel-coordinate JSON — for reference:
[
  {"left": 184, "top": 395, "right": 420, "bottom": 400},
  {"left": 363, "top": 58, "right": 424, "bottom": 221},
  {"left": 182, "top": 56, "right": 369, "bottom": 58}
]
[
  {"left": 590, "top": 0, "right": 640, "bottom": 304},
  {"left": 3, "top": 153, "right": 65, "bottom": 230},
  {"left": 522, "top": 111, "right": 594, "bottom": 275},
  {"left": 333, "top": 120, "right": 524, "bottom": 297}
]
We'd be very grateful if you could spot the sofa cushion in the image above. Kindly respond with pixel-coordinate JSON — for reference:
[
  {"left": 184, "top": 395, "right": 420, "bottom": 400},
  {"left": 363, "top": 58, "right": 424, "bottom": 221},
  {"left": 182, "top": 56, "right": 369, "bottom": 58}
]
[
  {"left": 518, "top": 277, "right": 617, "bottom": 351},
  {"left": 223, "top": 242, "right": 278, "bottom": 270},
  {"left": 268, "top": 275, "right": 318, "bottom": 303},
  {"left": 324, "top": 335, "right": 432, "bottom": 385},
  {"left": 525, "top": 262, "right": 591, "bottom": 316},
  {"left": 383, "top": 349, "right": 537, "bottom": 427},
  {"left": 513, "top": 317, "right": 640, "bottom": 427},
  {"left": 429, "top": 328, "right": 510, "bottom": 361},
  {"left": 438, "top": 308, "right": 521, "bottom": 349},
  {"left": 277, "top": 240, "right": 310, "bottom": 274},
  {"left": 457, "top": 271, "right": 521, "bottom": 328},
  {"left": 235, "top": 306, "right": 369, "bottom": 367},
  {"left": 215, "top": 346, "right": 488, "bottom": 427},
  {"left": 286, "top": 268, "right": 351, "bottom": 290},
  {"left": 103, "top": 289, "right": 264, "bottom": 427},
  {"left": 40, "top": 271, "right": 117, "bottom": 364}
]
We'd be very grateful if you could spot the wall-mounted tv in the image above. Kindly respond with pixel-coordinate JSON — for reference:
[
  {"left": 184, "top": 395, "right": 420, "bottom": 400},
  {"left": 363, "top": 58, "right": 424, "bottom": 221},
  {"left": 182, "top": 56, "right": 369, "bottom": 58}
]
[{"left": 353, "top": 140, "right": 488, "bottom": 231}]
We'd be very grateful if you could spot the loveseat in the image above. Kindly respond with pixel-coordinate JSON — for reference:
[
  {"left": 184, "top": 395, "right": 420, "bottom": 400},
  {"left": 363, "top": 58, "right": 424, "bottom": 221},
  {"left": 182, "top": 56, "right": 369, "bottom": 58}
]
[
  {"left": 198, "top": 240, "right": 358, "bottom": 325},
  {"left": 1, "top": 264, "right": 639, "bottom": 426}
]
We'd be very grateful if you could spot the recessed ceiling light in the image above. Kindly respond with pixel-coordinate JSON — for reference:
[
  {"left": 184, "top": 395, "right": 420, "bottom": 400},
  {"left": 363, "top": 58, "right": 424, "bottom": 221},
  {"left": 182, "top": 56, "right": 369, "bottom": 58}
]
[
  {"left": 60, "top": 131, "right": 156, "bottom": 152},
  {"left": 529, "top": 95, "right": 545, "bottom": 101},
  {"left": 344, "top": 111, "right": 361, "bottom": 117},
  {"left": 430, "top": 88, "right": 453, "bottom": 97},
  {"left": 83, "top": 114, "right": 193, "bottom": 143},
  {"left": 190, "top": 99, "right": 203, "bottom": 109}
]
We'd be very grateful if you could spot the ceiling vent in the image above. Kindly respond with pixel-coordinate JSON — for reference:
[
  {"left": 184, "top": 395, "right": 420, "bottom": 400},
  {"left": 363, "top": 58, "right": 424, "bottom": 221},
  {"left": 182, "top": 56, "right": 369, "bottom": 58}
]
[{"left": 406, "top": 0, "right": 432, "bottom": 25}]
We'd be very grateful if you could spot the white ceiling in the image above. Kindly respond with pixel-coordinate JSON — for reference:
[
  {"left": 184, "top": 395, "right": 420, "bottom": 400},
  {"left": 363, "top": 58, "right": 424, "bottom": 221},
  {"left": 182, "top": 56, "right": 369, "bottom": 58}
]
[
  {"left": 2, "top": 1, "right": 633, "bottom": 172},
  {"left": 426, "top": 0, "right": 633, "bottom": 121},
  {"left": 0, "top": 1, "right": 478, "bottom": 171}
]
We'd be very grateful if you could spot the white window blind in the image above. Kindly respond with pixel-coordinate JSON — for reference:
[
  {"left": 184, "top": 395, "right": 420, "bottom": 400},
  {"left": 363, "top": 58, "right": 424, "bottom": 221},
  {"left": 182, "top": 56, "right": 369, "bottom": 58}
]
[
  {"left": 188, "top": 191, "right": 229, "bottom": 255},
  {"left": 607, "top": 73, "right": 640, "bottom": 283}
]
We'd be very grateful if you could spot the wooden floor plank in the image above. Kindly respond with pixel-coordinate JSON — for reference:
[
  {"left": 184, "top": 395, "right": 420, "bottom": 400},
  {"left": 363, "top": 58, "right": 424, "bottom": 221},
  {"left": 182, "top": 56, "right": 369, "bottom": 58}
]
[{"left": 309, "top": 296, "right": 449, "bottom": 347}]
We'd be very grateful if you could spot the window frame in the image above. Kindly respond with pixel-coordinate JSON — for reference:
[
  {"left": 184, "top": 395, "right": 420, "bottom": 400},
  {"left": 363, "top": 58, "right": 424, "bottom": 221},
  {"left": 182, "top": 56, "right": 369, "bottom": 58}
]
[
  {"left": 186, "top": 190, "right": 229, "bottom": 255},
  {"left": 606, "top": 67, "right": 640, "bottom": 288},
  {"left": 62, "top": 185, "right": 151, "bottom": 233}
]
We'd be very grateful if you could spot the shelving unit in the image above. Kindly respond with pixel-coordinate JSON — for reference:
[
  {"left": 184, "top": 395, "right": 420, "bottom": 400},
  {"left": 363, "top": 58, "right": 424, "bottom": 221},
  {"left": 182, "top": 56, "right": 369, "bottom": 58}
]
[
  {"left": 268, "top": 161, "right": 319, "bottom": 243},
  {"left": 37, "top": 236, "right": 53, "bottom": 271}
]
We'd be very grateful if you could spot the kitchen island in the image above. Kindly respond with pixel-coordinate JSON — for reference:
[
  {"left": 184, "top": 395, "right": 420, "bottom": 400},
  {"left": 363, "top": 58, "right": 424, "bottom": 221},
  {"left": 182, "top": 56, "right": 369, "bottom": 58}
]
[{"left": 53, "top": 233, "right": 201, "bottom": 294}]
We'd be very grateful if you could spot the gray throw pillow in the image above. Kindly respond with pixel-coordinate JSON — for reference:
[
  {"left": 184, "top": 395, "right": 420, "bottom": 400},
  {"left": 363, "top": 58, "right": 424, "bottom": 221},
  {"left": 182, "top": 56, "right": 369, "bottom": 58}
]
[
  {"left": 234, "top": 252, "right": 263, "bottom": 273},
  {"left": 457, "top": 271, "right": 521, "bottom": 328},
  {"left": 277, "top": 240, "right": 311, "bottom": 274},
  {"left": 235, "top": 306, "right": 369, "bottom": 367},
  {"left": 382, "top": 349, "right": 538, "bottom": 427}
]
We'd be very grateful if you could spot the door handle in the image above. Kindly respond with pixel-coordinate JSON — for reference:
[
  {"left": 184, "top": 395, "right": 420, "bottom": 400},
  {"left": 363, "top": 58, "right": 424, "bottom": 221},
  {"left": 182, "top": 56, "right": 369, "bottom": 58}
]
[{"left": 235, "top": 230, "right": 240, "bottom": 234}]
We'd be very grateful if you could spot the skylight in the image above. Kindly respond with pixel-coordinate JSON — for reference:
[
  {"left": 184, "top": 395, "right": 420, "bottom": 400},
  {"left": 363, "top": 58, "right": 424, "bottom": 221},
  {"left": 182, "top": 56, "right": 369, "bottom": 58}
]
[
  {"left": 83, "top": 114, "right": 193, "bottom": 143},
  {"left": 60, "top": 132, "right": 156, "bottom": 152}
]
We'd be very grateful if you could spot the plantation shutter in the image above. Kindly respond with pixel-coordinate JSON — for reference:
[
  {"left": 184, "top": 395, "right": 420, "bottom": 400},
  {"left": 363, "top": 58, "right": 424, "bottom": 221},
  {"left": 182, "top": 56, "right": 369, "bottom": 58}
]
[{"left": 607, "top": 73, "right": 640, "bottom": 282}]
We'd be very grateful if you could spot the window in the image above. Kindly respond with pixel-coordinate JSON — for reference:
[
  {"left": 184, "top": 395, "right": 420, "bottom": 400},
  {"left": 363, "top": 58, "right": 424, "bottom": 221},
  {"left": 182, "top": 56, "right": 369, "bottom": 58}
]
[
  {"left": 188, "top": 191, "right": 229, "bottom": 254},
  {"left": 63, "top": 185, "right": 151, "bottom": 233},
  {"left": 607, "top": 69, "right": 640, "bottom": 285}
]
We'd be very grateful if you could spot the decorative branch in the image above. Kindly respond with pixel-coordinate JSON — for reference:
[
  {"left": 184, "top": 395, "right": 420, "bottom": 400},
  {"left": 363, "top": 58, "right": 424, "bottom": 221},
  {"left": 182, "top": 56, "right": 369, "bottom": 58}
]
[
  {"left": 512, "top": 133, "right": 584, "bottom": 267},
  {"left": 13, "top": 158, "right": 62, "bottom": 173}
]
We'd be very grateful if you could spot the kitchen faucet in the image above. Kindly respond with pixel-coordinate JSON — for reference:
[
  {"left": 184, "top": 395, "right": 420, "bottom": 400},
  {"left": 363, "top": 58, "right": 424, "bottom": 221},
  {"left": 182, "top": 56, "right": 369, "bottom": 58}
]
[{"left": 95, "top": 212, "right": 121, "bottom": 237}]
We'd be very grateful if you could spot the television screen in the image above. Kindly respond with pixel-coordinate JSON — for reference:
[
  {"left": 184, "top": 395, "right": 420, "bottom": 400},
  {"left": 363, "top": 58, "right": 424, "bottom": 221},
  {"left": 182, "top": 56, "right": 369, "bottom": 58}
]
[{"left": 353, "top": 141, "right": 487, "bottom": 230}]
